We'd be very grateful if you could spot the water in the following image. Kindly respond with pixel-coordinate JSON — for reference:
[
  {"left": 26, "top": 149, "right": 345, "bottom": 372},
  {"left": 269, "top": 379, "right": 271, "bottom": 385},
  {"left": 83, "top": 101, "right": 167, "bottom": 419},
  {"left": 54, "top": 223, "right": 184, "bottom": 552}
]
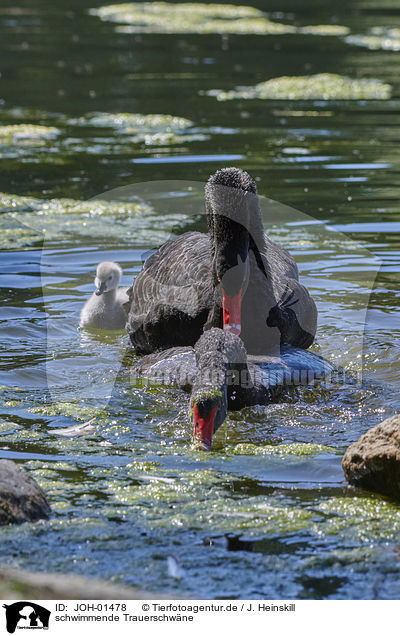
[{"left": 1, "top": 0, "right": 400, "bottom": 599}]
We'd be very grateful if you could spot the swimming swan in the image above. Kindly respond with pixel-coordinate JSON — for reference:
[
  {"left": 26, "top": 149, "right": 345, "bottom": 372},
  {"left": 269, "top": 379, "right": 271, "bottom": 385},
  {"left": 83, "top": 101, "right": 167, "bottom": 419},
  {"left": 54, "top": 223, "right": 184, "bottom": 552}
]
[
  {"left": 80, "top": 261, "right": 129, "bottom": 330},
  {"left": 127, "top": 167, "right": 317, "bottom": 356}
]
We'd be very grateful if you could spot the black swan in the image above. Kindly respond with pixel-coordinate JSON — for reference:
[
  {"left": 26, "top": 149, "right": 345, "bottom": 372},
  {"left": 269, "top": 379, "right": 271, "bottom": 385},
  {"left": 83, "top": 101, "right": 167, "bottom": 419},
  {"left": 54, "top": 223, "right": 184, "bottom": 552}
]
[
  {"left": 127, "top": 167, "right": 317, "bottom": 356},
  {"left": 132, "top": 328, "right": 333, "bottom": 450}
]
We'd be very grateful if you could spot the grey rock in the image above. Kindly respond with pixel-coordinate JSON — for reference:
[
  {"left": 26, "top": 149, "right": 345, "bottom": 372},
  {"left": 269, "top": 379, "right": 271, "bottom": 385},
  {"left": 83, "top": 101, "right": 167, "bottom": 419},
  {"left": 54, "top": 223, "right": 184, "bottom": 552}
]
[
  {"left": 342, "top": 414, "right": 400, "bottom": 499},
  {"left": 0, "top": 460, "right": 50, "bottom": 525}
]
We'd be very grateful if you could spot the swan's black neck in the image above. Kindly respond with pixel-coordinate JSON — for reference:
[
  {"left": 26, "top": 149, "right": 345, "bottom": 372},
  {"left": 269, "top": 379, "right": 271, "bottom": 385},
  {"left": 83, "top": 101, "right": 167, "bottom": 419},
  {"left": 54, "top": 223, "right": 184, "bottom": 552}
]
[
  {"left": 191, "top": 328, "right": 235, "bottom": 405},
  {"left": 191, "top": 328, "right": 250, "bottom": 449},
  {"left": 204, "top": 168, "right": 267, "bottom": 335},
  {"left": 206, "top": 167, "right": 265, "bottom": 277}
]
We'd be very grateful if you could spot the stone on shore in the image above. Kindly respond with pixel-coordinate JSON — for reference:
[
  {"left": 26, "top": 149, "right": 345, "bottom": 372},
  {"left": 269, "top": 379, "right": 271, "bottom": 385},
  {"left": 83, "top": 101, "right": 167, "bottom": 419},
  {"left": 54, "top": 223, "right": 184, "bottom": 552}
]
[
  {"left": 342, "top": 414, "right": 400, "bottom": 499},
  {"left": 0, "top": 460, "right": 50, "bottom": 525}
]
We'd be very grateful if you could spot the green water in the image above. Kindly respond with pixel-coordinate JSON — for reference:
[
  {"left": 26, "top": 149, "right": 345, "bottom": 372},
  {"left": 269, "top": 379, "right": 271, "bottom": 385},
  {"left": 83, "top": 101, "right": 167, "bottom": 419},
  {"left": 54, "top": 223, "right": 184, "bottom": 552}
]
[{"left": 1, "top": 0, "right": 400, "bottom": 599}]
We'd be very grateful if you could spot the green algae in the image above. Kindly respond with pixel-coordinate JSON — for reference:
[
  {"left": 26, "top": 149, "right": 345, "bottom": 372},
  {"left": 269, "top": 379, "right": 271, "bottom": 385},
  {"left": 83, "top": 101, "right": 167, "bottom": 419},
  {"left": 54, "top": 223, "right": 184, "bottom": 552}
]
[
  {"left": 39, "top": 197, "right": 149, "bottom": 217},
  {"left": 207, "top": 73, "right": 392, "bottom": 101},
  {"left": 6, "top": 429, "right": 42, "bottom": 440},
  {"left": 0, "top": 192, "right": 149, "bottom": 218},
  {"left": 0, "top": 191, "right": 192, "bottom": 248},
  {"left": 273, "top": 109, "right": 333, "bottom": 117},
  {"left": 17, "top": 451, "right": 400, "bottom": 545},
  {"left": 24, "top": 462, "right": 101, "bottom": 510},
  {"left": 346, "top": 28, "right": 400, "bottom": 51},
  {"left": 126, "top": 460, "right": 163, "bottom": 474},
  {"left": 106, "top": 467, "right": 312, "bottom": 535},
  {"left": 90, "top": 2, "right": 295, "bottom": 34},
  {"left": 0, "top": 193, "right": 149, "bottom": 218},
  {"left": 227, "top": 442, "right": 338, "bottom": 456},
  {"left": 0, "top": 222, "right": 42, "bottom": 250},
  {"left": 69, "top": 112, "right": 207, "bottom": 146},
  {"left": 73, "top": 112, "right": 192, "bottom": 132},
  {"left": 157, "top": 496, "right": 312, "bottom": 533},
  {"left": 0, "top": 420, "right": 22, "bottom": 434},
  {"left": 26, "top": 461, "right": 79, "bottom": 472},
  {"left": 0, "top": 124, "right": 60, "bottom": 144},
  {"left": 132, "top": 131, "right": 207, "bottom": 146},
  {"left": 29, "top": 402, "right": 108, "bottom": 423},
  {"left": 90, "top": 3, "right": 348, "bottom": 36},
  {"left": 0, "top": 111, "right": 207, "bottom": 161},
  {"left": 37, "top": 434, "right": 111, "bottom": 456},
  {"left": 0, "top": 193, "right": 39, "bottom": 214},
  {"left": 52, "top": 501, "right": 73, "bottom": 511},
  {"left": 105, "top": 422, "right": 132, "bottom": 435},
  {"left": 0, "top": 202, "right": 43, "bottom": 249},
  {"left": 298, "top": 25, "right": 349, "bottom": 36},
  {"left": 312, "top": 495, "right": 400, "bottom": 543},
  {"left": 191, "top": 389, "right": 223, "bottom": 404}
]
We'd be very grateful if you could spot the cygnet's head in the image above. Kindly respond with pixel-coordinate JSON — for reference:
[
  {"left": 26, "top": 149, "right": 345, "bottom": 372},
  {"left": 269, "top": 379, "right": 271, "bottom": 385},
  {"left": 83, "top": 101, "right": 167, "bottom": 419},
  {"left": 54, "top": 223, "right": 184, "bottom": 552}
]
[{"left": 94, "top": 261, "right": 122, "bottom": 295}]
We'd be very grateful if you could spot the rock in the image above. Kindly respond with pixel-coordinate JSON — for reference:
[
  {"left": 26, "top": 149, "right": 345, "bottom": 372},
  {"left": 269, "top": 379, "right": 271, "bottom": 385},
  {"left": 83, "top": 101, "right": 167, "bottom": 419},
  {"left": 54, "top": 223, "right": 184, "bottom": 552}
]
[
  {"left": 0, "top": 568, "right": 180, "bottom": 600},
  {"left": 0, "top": 460, "right": 50, "bottom": 525},
  {"left": 342, "top": 414, "right": 400, "bottom": 499}
]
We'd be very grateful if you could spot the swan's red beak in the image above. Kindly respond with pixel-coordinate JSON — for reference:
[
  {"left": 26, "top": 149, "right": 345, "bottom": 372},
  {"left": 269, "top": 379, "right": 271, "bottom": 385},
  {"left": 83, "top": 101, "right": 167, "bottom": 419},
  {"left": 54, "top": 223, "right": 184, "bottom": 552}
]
[
  {"left": 222, "top": 288, "right": 242, "bottom": 336},
  {"left": 192, "top": 405, "right": 218, "bottom": 451}
]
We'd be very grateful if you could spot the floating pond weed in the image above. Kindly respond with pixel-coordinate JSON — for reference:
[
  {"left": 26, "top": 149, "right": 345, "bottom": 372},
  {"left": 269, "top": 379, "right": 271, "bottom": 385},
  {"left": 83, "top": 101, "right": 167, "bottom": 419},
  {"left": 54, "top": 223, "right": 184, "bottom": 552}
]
[
  {"left": 68, "top": 112, "right": 208, "bottom": 145},
  {"left": 29, "top": 402, "right": 109, "bottom": 422},
  {"left": 0, "top": 124, "right": 60, "bottom": 144},
  {"left": 207, "top": 73, "right": 392, "bottom": 101},
  {"left": 90, "top": 3, "right": 348, "bottom": 36},
  {"left": 70, "top": 112, "right": 192, "bottom": 132},
  {"left": 227, "top": 442, "right": 340, "bottom": 456},
  {"left": 0, "top": 191, "right": 194, "bottom": 248},
  {"left": 312, "top": 496, "right": 400, "bottom": 543},
  {"left": 346, "top": 28, "right": 400, "bottom": 51}
]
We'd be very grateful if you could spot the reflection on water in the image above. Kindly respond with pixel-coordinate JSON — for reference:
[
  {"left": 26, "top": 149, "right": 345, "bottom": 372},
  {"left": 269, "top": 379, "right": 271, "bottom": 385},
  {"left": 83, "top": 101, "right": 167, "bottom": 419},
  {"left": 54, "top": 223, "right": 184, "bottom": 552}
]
[{"left": 1, "top": 0, "right": 400, "bottom": 600}]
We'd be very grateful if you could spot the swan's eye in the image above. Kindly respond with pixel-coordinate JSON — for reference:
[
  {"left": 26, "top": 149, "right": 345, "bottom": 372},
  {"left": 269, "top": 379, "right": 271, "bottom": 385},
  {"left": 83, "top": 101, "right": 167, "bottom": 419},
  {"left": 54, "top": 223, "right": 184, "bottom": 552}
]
[{"left": 108, "top": 275, "right": 112, "bottom": 280}]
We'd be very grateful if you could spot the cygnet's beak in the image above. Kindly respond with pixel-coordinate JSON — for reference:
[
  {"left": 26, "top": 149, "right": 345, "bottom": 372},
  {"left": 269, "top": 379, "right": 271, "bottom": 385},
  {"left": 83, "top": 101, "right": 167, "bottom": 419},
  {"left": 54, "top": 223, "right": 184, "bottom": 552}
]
[{"left": 95, "top": 281, "right": 106, "bottom": 296}]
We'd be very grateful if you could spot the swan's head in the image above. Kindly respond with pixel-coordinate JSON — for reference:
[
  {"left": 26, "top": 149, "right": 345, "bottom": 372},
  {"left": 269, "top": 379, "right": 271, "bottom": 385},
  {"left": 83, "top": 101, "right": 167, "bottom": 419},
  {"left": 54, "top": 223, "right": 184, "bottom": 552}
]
[
  {"left": 190, "top": 328, "right": 247, "bottom": 450},
  {"left": 191, "top": 385, "right": 227, "bottom": 451},
  {"left": 94, "top": 261, "right": 122, "bottom": 295}
]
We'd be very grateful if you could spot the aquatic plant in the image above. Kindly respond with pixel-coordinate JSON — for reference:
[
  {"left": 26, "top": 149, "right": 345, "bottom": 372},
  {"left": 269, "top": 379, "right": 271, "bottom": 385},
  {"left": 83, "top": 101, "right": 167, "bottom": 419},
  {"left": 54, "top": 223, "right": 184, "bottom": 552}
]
[
  {"left": 71, "top": 112, "right": 192, "bottom": 132},
  {"left": 0, "top": 192, "right": 192, "bottom": 248},
  {"left": 68, "top": 111, "right": 208, "bottom": 145},
  {"left": 346, "top": 27, "right": 400, "bottom": 51},
  {"left": 207, "top": 73, "right": 392, "bottom": 101},
  {"left": 0, "top": 124, "right": 60, "bottom": 144},
  {"left": 227, "top": 442, "right": 338, "bottom": 456},
  {"left": 90, "top": 2, "right": 349, "bottom": 36}
]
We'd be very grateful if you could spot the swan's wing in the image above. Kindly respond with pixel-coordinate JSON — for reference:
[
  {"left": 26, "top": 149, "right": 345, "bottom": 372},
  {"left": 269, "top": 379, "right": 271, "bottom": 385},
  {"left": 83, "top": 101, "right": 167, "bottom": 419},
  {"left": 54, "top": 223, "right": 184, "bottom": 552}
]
[
  {"left": 266, "top": 276, "right": 318, "bottom": 350},
  {"left": 131, "top": 232, "right": 212, "bottom": 317},
  {"left": 127, "top": 232, "right": 214, "bottom": 352}
]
